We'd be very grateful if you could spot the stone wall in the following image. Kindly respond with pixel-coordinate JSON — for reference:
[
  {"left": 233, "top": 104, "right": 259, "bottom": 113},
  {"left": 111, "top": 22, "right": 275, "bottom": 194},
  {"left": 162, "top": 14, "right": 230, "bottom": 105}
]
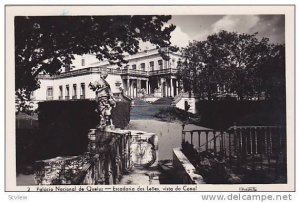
[{"left": 172, "top": 148, "right": 204, "bottom": 184}]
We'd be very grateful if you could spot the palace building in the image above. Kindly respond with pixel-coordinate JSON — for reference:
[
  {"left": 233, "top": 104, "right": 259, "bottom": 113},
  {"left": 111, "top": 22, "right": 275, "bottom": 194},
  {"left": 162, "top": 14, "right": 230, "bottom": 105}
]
[{"left": 33, "top": 48, "right": 181, "bottom": 102}]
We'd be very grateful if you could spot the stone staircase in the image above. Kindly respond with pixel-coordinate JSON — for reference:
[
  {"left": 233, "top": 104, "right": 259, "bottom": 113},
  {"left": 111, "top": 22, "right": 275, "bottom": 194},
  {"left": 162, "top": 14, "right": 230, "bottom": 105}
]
[
  {"left": 171, "top": 92, "right": 191, "bottom": 107},
  {"left": 152, "top": 97, "right": 174, "bottom": 105}
]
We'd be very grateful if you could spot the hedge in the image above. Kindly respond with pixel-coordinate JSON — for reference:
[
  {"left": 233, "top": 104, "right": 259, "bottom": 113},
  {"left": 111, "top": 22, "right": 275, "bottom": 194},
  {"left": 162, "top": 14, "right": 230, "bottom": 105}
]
[
  {"left": 17, "top": 99, "right": 130, "bottom": 161},
  {"left": 195, "top": 100, "right": 286, "bottom": 130}
]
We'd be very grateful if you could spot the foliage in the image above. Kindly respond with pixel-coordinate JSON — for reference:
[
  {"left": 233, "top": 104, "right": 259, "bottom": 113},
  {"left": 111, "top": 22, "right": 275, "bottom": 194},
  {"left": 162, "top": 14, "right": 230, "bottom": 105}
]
[
  {"left": 15, "top": 15, "right": 177, "bottom": 112},
  {"left": 177, "top": 30, "right": 285, "bottom": 101}
]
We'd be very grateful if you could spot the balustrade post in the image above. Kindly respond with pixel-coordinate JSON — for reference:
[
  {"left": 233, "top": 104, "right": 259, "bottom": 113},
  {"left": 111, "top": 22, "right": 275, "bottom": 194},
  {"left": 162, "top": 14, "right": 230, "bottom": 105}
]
[
  {"left": 181, "top": 124, "right": 185, "bottom": 145},
  {"left": 233, "top": 124, "right": 240, "bottom": 172},
  {"left": 250, "top": 129, "right": 253, "bottom": 155},
  {"left": 213, "top": 131, "right": 217, "bottom": 153},
  {"left": 205, "top": 131, "right": 209, "bottom": 151},
  {"left": 269, "top": 127, "right": 273, "bottom": 154},
  {"left": 127, "top": 132, "right": 132, "bottom": 169},
  {"left": 245, "top": 130, "right": 248, "bottom": 156},
  {"left": 104, "top": 153, "right": 111, "bottom": 184},
  {"left": 111, "top": 138, "right": 118, "bottom": 185},
  {"left": 229, "top": 131, "right": 232, "bottom": 166},
  {"left": 257, "top": 130, "right": 262, "bottom": 171},
  {"left": 190, "top": 131, "right": 194, "bottom": 145},
  {"left": 220, "top": 131, "right": 224, "bottom": 154},
  {"left": 239, "top": 129, "right": 243, "bottom": 155},
  {"left": 275, "top": 127, "right": 281, "bottom": 178},
  {"left": 264, "top": 128, "right": 268, "bottom": 154},
  {"left": 198, "top": 131, "right": 201, "bottom": 148},
  {"left": 254, "top": 128, "right": 258, "bottom": 155},
  {"left": 268, "top": 127, "right": 272, "bottom": 171},
  {"left": 250, "top": 128, "right": 255, "bottom": 170}
]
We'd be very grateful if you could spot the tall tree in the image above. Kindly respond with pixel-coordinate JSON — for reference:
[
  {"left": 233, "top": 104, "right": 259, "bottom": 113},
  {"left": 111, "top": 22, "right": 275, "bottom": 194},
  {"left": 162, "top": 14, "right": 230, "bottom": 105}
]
[
  {"left": 178, "top": 30, "right": 283, "bottom": 101},
  {"left": 15, "top": 15, "right": 177, "bottom": 112}
]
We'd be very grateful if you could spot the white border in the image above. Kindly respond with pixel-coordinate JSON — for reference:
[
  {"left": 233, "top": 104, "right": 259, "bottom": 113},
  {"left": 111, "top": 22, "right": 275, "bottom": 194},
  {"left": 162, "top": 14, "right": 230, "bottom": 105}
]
[{"left": 4, "top": 5, "right": 295, "bottom": 193}]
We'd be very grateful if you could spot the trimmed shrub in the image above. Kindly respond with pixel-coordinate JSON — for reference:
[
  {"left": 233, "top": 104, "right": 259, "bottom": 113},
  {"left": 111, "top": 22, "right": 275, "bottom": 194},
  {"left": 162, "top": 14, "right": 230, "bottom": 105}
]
[
  {"left": 29, "top": 99, "right": 130, "bottom": 160},
  {"left": 195, "top": 100, "right": 286, "bottom": 130}
]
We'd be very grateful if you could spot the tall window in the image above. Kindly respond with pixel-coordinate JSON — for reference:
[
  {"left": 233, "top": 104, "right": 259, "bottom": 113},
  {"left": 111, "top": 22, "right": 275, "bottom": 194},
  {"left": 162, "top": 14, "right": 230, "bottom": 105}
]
[
  {"left": 73, "top": 84, "right": 77, "bottom": 99},
  {"left": 81, "top": 58, "right": 85, "bottom": 66},
  {"left": 132, "top": 64, "right": 136, "bottom": 70},
  {"left": 149, "top": 61, "right": 154, "bottom": 71},
  {"left": 59, "top": 85, "right": 63, "bottom": 100},
  {"left": 65, "top": 85, "right": 70, "bottom": 99},
  {"left": 140, "top": 63, "right": 145, "bottom": 71},
  {"left": 80, "top": 83, "right": 85, "bottom": 99},
  {"left": 164, "top": 60, "right": 168, "bottom": 69},
  {"left": 158, "top": 60, "right": 163, "bottom": 70},
  {"left": 46, "top": 86, "right": 53, "bottom": 100}
]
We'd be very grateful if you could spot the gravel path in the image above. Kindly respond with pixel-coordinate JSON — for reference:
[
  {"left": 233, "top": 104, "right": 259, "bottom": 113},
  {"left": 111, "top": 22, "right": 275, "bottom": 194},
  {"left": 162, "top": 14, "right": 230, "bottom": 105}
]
[{"left": 127, "top": 119, "right": 209, "bottom": 160}]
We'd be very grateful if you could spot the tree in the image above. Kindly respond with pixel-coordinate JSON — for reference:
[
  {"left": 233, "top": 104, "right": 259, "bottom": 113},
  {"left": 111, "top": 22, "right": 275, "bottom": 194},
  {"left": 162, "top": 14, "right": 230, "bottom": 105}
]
[
  {"left": 178, "top": 30, "right": 284, "bottom": 101},
  {"left": 15, "top": 15, "right": 177, "bottom": 112}
]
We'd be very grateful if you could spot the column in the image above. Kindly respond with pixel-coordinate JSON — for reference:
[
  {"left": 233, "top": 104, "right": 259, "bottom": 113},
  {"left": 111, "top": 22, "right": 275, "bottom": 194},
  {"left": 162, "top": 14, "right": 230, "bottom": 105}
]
[
  {"left": 130, "top": 79, "right": 132, "bottom": 97},
  {"left": 127, "top": 79, "right": 130, "bottom": 96},
  {"left": 170, "top": 78, "right": 174, "bottom": 97},
  {"left": 130, "top": 80, "right": 132, "bottom": 98},
  {"left": 135, "top": 79, "right": 138, "bottom": 98},
  {"left": 166, "top": 81, "right": 169, "bottom": 97},
  {"left": 176, "top": 80, "right": 179, "bottom": 95},
  {"left": 146, "top": 79, "right": 149, "bottom": 95},
  {"left": 138, "top": 79, "right": 141, "bottom": 90},
  {"left": 132, "top": 80, "right": 135, "bottom": 98},
  {"left": 159, "top": 78, "right": 162, "bottom": 97},
  {"left": 176, "top": 80, "right": 180, "bottom": 95},
  {"left": 137, "top": 79, "right": 140, "bottom": 98},
  {"left": 168, "top": 79, "right": 171, "bottom": 97}
]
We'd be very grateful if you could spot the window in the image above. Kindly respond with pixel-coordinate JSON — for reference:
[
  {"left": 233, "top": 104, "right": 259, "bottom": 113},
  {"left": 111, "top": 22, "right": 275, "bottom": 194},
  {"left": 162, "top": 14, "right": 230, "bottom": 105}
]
[
  {"left": 80, "top": 83, "right": 85, "bottom": 99},
  {"left": 81, "top": 58, "right": 85, "bottom": 66},
  {"left": 73, "top": 84, "right": 77, "bottom": 99},
  {"left": 132, "top": 64, "right": 136, "bottom": 70},
  {"left": 149, "top": 61, "right": 154, "bottom": 71},
  {"left": 59, "top": 85, "right": 63, "bottom": 100},
  {"left": 46, "top": 86, "right": 53, "bottom": 100},
  {"left": 140, "top": 63, "right": 145, "bottom": 71},
  {"left": 65, "top": 85, "right": 70, "bottom": 99},
  {"left": 158, "top": 60, "right": 163, "bottom": 70},
  {"left": 164, "top": 60, "right": 168, "bottom": 69}
]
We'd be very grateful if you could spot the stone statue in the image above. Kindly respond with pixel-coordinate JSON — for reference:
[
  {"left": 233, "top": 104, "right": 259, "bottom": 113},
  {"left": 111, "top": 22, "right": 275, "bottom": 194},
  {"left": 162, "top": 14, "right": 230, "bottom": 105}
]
[{"left": 89, "top": 72, "right": 116, "bottom": 130}]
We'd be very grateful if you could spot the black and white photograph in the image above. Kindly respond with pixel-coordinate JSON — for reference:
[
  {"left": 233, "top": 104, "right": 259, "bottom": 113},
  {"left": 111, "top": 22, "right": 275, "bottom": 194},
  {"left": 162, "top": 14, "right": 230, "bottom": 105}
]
[{"left": 5, "top": 5, "right": 295, "bottom": 192}]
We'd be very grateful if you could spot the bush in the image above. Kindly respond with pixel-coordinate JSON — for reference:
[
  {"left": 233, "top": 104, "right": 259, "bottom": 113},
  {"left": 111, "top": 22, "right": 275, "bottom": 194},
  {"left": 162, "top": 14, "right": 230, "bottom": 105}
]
[
  {"left": 22, "top": 99, "right": 131, "bottom": 160},
  {"left": 196, "top": 100, "right": 286, "bottom": 129}
]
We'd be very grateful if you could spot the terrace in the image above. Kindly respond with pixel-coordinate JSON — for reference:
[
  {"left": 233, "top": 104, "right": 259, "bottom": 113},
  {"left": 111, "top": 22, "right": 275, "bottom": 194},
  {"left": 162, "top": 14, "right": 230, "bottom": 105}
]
[{"left": 37, "top": 66, "right": 178, "bottom": 79}]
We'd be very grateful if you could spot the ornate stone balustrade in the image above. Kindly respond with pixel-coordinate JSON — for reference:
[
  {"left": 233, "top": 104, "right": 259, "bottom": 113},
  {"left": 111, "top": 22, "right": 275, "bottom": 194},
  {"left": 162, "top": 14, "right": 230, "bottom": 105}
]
[
  {"left": 37, "top": 66, "right": 178, "bottom": 79},
  {"left": 181, "top": 125, "right": 287, "bottom": 183},
  {"left": 34, "top": 128, "right": 159, "bottom": 185},
  {"left": 34, "top": 129, "right": 132, "bottom": 185}
]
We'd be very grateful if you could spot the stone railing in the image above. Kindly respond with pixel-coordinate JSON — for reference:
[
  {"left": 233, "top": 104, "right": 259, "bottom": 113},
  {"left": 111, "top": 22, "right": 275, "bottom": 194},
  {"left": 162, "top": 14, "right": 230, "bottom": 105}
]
[
  {"left": 173, "top": 148, "right": 204, "bottom": 184},
  {"left": 148, "top": 68, "right": 178, "bottom": 76},
  {"left": 34, "top": 128, "right": 159, "bottom": 185},
  {"left": 37, "top": 66, "right": 178, "bottom": 79},
  {"left": 34, "top": 128, "right": 132, "bottom": 185},
  {"left": 181, "top": 125, "right": 287, "bottom": 183}
]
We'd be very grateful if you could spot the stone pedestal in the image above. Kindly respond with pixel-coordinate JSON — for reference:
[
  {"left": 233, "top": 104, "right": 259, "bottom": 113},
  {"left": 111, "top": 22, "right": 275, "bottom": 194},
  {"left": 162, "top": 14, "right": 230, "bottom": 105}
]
[{"left": 129, "top": 130, "right": 158, "bottom": 167}]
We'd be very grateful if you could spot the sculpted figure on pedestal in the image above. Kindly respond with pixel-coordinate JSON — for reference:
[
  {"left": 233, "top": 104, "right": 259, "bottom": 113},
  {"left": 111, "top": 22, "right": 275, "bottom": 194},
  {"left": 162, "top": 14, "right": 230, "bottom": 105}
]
[{"left": 89, "top": 72, "right": 116, "bottom": 130}]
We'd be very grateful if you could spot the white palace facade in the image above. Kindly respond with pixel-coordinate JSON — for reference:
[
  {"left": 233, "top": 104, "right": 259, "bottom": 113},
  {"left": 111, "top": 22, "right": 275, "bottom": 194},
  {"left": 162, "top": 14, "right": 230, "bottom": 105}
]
[{"left": 33, "top": 49, "right": 181, "bottom": 102}]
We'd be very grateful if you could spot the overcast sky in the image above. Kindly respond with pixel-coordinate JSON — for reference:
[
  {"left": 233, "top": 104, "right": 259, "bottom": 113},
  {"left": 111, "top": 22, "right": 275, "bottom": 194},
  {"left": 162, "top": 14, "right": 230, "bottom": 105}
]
[{"left": 167, "top": 15, "right": 285, "bottom": 47}]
